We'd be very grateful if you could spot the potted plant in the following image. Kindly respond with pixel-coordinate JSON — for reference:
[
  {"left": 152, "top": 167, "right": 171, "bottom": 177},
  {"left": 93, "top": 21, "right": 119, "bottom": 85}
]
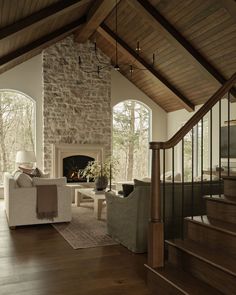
[{"left": 82, "top": 158, "right": 118, "bottom": 191}]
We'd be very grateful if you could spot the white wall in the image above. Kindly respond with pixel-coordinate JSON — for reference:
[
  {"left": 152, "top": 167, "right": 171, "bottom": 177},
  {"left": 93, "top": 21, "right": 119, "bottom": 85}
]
[
  {"left": 0, "top": 56, "right": 167, "bottom": 183},
  {"left": 167, "top": 99, "right": 236, "bottom": 171},
  {"left": 111, "top": 70, "right": 167, "bottom": 142},
  {"left": 0, "top": 55, "right": 43, "bottom": 168}
]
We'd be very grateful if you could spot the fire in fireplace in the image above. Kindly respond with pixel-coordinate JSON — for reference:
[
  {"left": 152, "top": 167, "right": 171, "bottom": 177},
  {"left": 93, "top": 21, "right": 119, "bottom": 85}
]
[{"left": 63, "top": 155, "right": 95, "bottom": 183}]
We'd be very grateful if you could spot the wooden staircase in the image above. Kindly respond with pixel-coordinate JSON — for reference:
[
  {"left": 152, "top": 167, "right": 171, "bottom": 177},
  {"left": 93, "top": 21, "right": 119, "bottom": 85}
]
[
  {"left": 146, "top": 73, "right": 236, "bottom": 294},
  {"left": 146, "top": 179, "right": 236, "bottom": 294}
]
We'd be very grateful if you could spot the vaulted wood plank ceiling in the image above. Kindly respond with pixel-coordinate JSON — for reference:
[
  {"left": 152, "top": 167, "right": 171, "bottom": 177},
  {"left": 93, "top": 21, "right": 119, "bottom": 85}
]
[{"left": 0, "top": 0, "right": 235, "bottom": 112}]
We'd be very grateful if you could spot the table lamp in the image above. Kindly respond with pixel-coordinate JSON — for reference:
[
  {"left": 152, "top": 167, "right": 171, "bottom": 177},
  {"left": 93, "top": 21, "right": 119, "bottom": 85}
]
[{"left": 15, "top": 150, "right": 36, "bottom": 168}]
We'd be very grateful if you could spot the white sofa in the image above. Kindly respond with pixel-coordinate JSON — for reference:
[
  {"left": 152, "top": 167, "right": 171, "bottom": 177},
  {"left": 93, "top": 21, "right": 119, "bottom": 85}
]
[{"left": 4, "top": 173, "right": 72, "bottom": 228}]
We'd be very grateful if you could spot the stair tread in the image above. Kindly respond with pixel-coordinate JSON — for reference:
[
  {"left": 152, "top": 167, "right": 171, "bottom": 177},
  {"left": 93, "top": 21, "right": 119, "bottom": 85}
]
[
  {"left": 204, "top": 194, "right": 236, "bottom": 205},
  {"left": 185, "top": 215, "right": 236, "bottom": 235},
  {"left": 166, "top": 238, "right": 236, "bottom": 276},
  {"left": 146, "top": 263, "right": 223, "bottom": 295}
]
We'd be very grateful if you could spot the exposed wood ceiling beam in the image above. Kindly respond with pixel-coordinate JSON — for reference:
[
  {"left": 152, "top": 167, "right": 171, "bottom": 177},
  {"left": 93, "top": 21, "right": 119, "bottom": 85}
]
[
  {"left": 75, "top": 0, "right": 120, "bottom": 43},
  {"left": 0, "top": 16, "right": 86, "bottom": 75},
  {"left": 0, "top": 0, "right": 90, "bottom": 41},
  {"left": 98, "top": 24, "right": 195, "bottom": 112},
  {"left": 219, "top": 0, "right": 236, "bottom": 23},
  {"left": 126, "top": 0, "right": 236, "bottom": 98}
]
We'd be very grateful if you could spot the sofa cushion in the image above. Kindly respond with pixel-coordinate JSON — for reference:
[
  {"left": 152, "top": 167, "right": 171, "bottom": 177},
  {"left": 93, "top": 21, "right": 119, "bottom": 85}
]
[
  {"left": 122, "top": 184, "right": 134, "bottom": 197},
  {"left": 14, "top": 171, "right": 33, "bottom": 187},
  {"left": 32, "top": 177, "right": 66, "bottom": 186}
]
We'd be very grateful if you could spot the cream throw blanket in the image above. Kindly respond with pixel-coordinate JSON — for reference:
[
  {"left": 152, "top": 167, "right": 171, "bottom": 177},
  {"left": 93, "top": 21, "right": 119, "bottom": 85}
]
[{"left": 36, "top": 185, "right": 58, "bottom": 220}]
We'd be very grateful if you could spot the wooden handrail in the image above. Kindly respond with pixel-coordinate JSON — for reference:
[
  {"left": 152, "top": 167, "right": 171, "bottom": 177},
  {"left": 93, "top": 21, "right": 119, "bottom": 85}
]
[{"left": 150, "top": 72, "right": 236, "bottom": 150}]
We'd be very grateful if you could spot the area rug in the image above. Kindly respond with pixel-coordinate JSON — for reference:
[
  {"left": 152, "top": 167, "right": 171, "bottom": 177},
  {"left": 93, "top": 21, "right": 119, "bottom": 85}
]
[{"left": 52, "top": 203, "right": 118, "bottom": 249}]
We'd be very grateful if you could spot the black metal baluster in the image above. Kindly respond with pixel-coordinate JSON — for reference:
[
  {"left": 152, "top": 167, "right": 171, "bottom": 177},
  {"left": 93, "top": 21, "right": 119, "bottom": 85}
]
[
  {"left": 201, "top": 118, "right": 204, "bottom": 198},
  {"left": 172, "top": 147, "right": 175, "bottom": 239},
  {"left": 163, "top": 149, "right": 166, "bottom": 223},
  {"left": 228, "top": 91, "right": 230, "bottom": 176},
  {"left": 210, "top": 109, "right": 213, "bottom": 196},
  {"left": 219, "top": 99, "right": 222, "bottom": 197},
  {"left": 181, "top": 139, "right": 184, "bottom": 239},
  {"left": 191, "top": 128, "right": 194, "bottom": 219},
  {"left": 196, "top": 122, "right": 199, "bottom": 178}
]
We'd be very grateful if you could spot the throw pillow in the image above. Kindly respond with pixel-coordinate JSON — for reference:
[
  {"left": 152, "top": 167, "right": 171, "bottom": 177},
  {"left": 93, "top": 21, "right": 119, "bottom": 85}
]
[
  {"left": 134, "top": 179, "right": 151, "bottom": 187},
  {"left": 142, "top": 177, "right": 151, "bottom": 182},
  {"left": 122, "top": 184, "right": 134, "bottom": 197},
  {"left": 174, "top": 173, "right": 181, "bottom": 182},
  {"left": 32, "top": 168, "right": 41, "bottom": 177},
  {"left": 32, "top": 177, "right": 66, "bottom": 186},
  {"left": 161, "top": 171, "right": 182, "bottom": 182},
  {"left": 14, "top": 171, "right": 33, "bottom": 187},
  {"left": 19, "top": 166, "right": 41, "bottom": 178},
  {"left": 12, "top": 169, "right": 21, "bottom": 177},
  {"left": 37, "top": 168, "right": 50, "bottom": 178}
]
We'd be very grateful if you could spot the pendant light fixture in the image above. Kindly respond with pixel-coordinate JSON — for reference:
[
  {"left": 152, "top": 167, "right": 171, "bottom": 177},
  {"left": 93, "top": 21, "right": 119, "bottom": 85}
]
[{"left": 78, "top": 0, "right": 156, "bottom": 77}]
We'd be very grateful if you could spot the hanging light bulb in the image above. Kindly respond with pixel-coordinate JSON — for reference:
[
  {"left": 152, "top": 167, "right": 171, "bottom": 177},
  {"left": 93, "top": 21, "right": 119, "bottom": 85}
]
[
  {"left": 114, "top": 64, "right": 120, "bottom": 71},
  {"left": 136, "top": 41, "right": 141, "bottom": 52},
  {"left": 130, "top": 65, "right": 133, "bottom": 78}
]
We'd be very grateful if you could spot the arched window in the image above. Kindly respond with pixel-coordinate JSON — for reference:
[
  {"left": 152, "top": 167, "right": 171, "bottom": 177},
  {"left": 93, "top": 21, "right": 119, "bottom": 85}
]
[
  {"left": 0, "top": 90, "right": 35, "bottom": 182},
  {"left": 112, "top": 100, "right": 151, "bottom": 181}
]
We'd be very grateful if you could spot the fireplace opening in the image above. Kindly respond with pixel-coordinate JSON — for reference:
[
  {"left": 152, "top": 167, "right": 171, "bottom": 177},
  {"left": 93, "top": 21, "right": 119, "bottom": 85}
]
[{"left": 63, "top": 155, "right": 95, "bottom": 183}]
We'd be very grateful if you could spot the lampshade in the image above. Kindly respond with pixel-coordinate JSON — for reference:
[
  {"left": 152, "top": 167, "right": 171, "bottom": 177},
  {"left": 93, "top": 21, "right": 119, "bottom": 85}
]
[{"left": 15, "top": 150, "right": 36, "bottom": 163}]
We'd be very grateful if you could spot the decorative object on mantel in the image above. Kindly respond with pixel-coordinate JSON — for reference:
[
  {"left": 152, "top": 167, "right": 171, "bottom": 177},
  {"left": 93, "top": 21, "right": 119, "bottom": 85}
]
[
  {"left": 82, "top": 157, "right": 118, "bottom": 191},
  {"left": 78, "top": 0, "right": 157, "bottom": 77},
  {"left": 15, "top": 150, "right": 36, "bottom": 168}
]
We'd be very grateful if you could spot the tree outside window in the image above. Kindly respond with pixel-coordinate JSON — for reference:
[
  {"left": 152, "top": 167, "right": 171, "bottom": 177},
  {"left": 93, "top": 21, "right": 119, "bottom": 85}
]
[
  {"left": 112, "top": 100, "right": 151, "bottom": 181},
  {"left": 183, "top": 119, "right": 209, "bottom": 181},
  {"left": 0, "top": 90, "right": 35, "bottom": 184}
]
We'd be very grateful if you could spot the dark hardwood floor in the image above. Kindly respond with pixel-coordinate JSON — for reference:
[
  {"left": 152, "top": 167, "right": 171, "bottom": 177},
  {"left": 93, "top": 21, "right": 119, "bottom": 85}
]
[{"left": 0, "top": 200, "right": 151, "bottom": 295}]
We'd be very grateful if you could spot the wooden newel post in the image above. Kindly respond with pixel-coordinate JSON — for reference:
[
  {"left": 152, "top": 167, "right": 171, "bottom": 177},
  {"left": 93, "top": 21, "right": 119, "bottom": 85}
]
[{"left": 148, "top": 144, "right": 164, "bottom": 268}]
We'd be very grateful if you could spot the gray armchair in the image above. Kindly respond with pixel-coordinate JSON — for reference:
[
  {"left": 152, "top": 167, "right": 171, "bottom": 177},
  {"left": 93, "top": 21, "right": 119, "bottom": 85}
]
[
  {"left": 105, "top": 180, "right": 223, "bottom": 253},
  {"left": 105, "top": 186, "right": 150, "bottom": 253}
]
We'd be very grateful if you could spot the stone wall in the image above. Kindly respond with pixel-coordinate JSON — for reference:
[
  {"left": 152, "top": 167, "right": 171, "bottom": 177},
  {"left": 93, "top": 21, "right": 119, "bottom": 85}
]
[{"left": 43, "top": 36, "right": 111, "bottom": 173}]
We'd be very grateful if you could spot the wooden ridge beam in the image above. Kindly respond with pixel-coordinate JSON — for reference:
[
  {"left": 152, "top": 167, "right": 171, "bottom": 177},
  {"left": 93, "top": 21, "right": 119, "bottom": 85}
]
[
  {"left": 0, "top": 0, "right": 90, "bottom": 41},
  {"left": 126, "top": 0, "right": 236, "bottom": 98},
  {"left": 0, "top": 16, "right": 86, "bottom": 74},
  {"left": 98, "top": 24, "right": 195, "bottom": 112},
  {"left": 75, "top": 0, "right": 119, "bottom": 43}
]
